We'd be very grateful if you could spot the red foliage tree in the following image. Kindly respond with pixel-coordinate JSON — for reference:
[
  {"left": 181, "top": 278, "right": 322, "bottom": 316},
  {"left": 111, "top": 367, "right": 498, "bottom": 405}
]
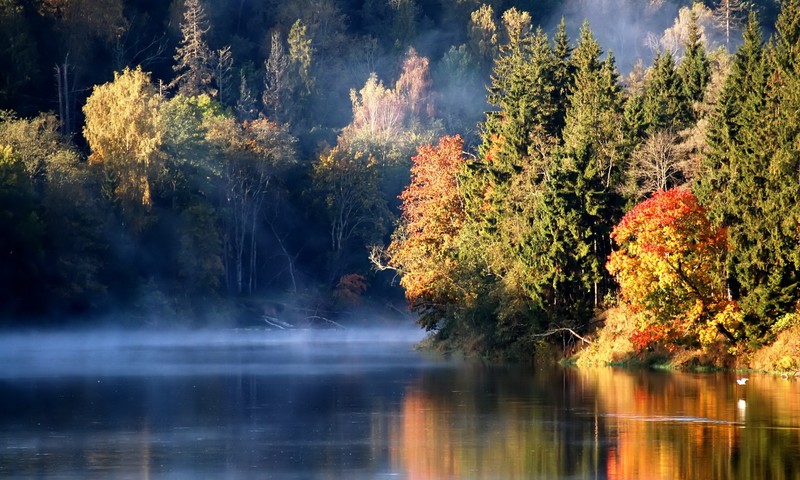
[{"left": 607, "top": 188, "right": 741, "bottom": 350}]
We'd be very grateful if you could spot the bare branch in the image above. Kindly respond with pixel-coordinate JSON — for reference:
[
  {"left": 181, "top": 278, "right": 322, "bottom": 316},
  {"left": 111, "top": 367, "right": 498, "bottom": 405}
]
[{"left": 530, "top": 328, "right": 594, "bottom": 344}]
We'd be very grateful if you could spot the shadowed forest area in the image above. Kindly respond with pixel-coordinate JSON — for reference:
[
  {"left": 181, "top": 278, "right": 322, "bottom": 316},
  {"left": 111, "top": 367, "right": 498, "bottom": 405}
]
[{"left": 1, "top": 0, "right": 799, "bottom": 370}]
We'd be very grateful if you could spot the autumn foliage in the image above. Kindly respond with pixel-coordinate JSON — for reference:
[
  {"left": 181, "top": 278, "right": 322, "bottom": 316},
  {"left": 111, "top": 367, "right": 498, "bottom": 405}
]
[
  {"left": 387, "top": 135, "right": 467, "bottom": 328},
  {"left": 607, "top": 188, "right": 741, "bottom": 350}
]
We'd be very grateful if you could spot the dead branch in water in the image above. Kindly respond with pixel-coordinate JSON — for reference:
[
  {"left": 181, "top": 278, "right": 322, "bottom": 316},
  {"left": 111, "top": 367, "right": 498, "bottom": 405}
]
[{"left": 531, "top": 328, "right": 593, "bottom": 344}]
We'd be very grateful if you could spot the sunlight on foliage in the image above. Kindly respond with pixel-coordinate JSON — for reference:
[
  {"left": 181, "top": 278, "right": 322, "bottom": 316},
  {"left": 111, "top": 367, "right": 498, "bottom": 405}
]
[{"left": 608, "top": 188, "right": 739, "bottom": 350}]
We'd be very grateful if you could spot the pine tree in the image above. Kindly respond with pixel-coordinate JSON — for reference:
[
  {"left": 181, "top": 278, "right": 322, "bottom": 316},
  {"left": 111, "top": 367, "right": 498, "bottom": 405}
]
[
  {"left": 696, "top": 6, "right": 800, "bottom": 335},
  {"left": 170, "top": 0, "right": 214, "bottom": 97},
  {"left": 263, "top": 31, "right": 291, "bottom": 123},
  {"left": 678, "top": 9, "right": 710, "bottom": 105},
  {"left": 642, "top": 52, "right": 692, "bottom": 133},
  {"left": 544, "top": 24, "right": 626, "bottom": 314}
]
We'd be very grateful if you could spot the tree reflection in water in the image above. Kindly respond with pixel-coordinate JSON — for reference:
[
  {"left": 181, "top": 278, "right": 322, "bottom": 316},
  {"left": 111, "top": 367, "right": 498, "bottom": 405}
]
[{"left": 389, "top": 367, "right": 800, "bottom": 480}]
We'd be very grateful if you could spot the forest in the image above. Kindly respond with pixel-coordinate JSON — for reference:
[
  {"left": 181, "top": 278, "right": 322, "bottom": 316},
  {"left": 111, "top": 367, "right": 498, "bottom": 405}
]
[{"left": 0, "top": 0, "right": 798, "bottom": 370}]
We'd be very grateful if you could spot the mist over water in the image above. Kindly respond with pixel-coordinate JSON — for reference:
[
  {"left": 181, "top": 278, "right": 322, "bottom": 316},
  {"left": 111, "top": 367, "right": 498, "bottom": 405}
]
[
  {"left": 0, "top": 326, "right": 429, "bottom": 379},
  {"left": 1, "top": 324, "right": 799, "bottom": 479}
]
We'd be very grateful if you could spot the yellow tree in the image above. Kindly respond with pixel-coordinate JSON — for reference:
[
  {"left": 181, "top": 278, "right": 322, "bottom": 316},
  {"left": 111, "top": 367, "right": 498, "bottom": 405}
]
[
  {"left": 83, "top": 66, "right": 163, "bottom": 218},
  {"left": 607, "top": 188, "right": 740, "bottom": 350}
]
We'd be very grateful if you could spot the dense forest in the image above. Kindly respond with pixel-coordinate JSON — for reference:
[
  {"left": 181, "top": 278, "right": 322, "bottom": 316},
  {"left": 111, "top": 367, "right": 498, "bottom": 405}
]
[{"left": 1, "top": 0, "right": 798, "bottom": 368}]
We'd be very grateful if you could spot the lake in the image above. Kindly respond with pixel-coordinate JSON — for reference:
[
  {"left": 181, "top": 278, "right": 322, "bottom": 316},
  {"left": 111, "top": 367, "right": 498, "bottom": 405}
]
[{"left": 0, "top": 327, "right": 798, "bottom": 479}]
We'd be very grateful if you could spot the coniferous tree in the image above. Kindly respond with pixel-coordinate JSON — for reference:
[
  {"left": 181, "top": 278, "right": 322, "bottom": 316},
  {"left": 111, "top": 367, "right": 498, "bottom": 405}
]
[
  {"left": 642, "top": 52, "right": 692, "bottom": 133},
  {"left": 235, "top": 69, "right": 258, "bottom": 122},
  {"left": 539, "top": 24, "right": 626, "bottom": 316},
  {"left": 263, "top": 31, "right": 292, "bottom": 124},
  {"left": 696, "top": 6, "right": 800, "bottom": 335},
  {"left": 678, "top": 9, "right": 710, "bottom": 106},
  {"left": 551, "top": 18, "right": 573, "bottom": 134},
  {"left": 454, "top": 26, "right": 564, "bottom": 350},
  {"left": 756, "top": 0, "right": 800, "bottom": 321},
  {"left": 170, "top": 0, "right": 214, "bottom": 97}
]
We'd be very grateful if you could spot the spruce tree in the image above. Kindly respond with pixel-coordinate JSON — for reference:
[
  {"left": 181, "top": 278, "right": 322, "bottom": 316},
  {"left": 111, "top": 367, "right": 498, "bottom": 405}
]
[
  {"left": 545, "top": 24, "right": 625, "bottom": 314},
  {"left": 678, "top": 9, "right": 710, "bottom": 106},
  {"left": 642, "top": 52, "right": 692, "bottom": 133},
  {"left": 551, "top": 18, "right": 573, "bottom": 135},
  {"left": 696, "top": 7, "right": 800, "bottom": 335},
  {"left": 457, "top": 26, "right": 564, "bottom": 346},
  {"left": 757, "top": 0, "right": 800, "bottom": 321},
  {"left": 170, "top": 0, "right": 214, "bottom": 97}
]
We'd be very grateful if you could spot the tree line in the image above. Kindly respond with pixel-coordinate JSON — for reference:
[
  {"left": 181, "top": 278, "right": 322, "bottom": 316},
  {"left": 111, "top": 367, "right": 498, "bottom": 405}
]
[
  {"left": 382, "top": 1, "right": 800, "bottom": 361},
  {"left": 0, "top": 0, "right": 795, "bottom": 351}
]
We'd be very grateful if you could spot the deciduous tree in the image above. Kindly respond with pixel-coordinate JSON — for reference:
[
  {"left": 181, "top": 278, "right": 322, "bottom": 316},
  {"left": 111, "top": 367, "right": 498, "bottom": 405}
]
[
  {"left": 387, "top": 135, "right": 467, "bottom": 329},
  {"left": 312, "top": 146, "right": 388, "bottom": 255},
  {"left": 83, "top": 66, "right": 163, "bottom": 220},
  {"left": 607, "top": 189, "right": 738, "bottom": 349},
  {"left": 206, "top": 116, "right": 296, "bottom": 294}
]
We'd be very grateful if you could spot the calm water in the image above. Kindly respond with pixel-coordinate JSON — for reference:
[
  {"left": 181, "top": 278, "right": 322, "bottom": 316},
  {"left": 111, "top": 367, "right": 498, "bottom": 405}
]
[{"left": 0, "top": 328, "right": 799, "bottom": 479}]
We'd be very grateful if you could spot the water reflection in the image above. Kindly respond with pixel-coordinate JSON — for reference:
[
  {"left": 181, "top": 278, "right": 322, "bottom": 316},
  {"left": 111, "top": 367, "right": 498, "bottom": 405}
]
[
  {"left": 0, "top": 330, "right": 798, "bottom": 479},
  {"left": 389, "top": 367, "right": 800, "bottom": 480}
]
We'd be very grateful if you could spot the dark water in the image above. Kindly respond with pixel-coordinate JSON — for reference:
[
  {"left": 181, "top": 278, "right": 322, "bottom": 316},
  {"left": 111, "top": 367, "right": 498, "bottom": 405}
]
[{"left": 1, "top": 328, "right": 799, "bottom": 479}]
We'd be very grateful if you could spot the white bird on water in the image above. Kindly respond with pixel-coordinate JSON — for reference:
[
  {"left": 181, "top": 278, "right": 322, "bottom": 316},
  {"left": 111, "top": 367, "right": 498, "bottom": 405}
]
[{"left": 737, "top": 377, "right": 749, "bottom": 385}]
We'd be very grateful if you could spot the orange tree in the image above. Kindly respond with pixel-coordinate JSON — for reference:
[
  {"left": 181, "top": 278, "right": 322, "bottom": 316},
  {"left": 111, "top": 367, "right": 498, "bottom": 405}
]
[
  {"left": 386, "top": 135, "right": 468, "bottom": 330},
  {"left": 607, "top": 188, "right": 742, "bottom": 350}
]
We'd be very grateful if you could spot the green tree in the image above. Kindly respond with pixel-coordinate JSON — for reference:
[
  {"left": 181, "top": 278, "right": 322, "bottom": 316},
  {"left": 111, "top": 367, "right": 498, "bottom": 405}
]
[
  {"left": 41, "top": 138, "right": 108, "bottom": 313},
  {"left": 755, "top": 0, "right": 800, "bottom": 322},
  {"left": 454, "top": 26, "right": 566, "bottom": 354},
  {"left": 696, "top": 4, "right": 800, "bottom": 337},
  {"left": 0, "top": 145, "right": 43, "bottom": 315},
  {"left": 159, "top": 94, "right": 227, "bottom": 299},
  {"left": 313, "top": 146, "right": 389, "bottom": 256},
  {"left": 487, "top": 24, "right": 626, "bottom": 336},
  {"left": 0, "top": 111, "right": 108, "bottom": 312},
  {"left": 642, "top": 52, "right": 692, "bottom": 133},
  {"left": 554, "top": 24, "right": 626, "bottom": 309},
  {"left": 678, "top": 8, "right": 710, "bottom": 106}
]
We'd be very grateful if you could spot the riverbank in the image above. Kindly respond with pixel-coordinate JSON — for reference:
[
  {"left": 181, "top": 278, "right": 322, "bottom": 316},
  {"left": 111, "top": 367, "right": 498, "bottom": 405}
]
[{"left": 573, "top": 305, "right": 800, "bottom": 375}]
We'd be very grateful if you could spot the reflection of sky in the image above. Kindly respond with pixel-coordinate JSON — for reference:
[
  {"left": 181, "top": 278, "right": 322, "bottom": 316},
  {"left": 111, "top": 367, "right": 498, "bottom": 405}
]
[{"left": 0, "top": 328, "right": 431, "bottom": 378}]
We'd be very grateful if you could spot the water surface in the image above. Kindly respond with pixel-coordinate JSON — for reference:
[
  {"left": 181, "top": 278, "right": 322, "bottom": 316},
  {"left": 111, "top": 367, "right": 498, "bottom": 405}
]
[{"left": 1, "top": 328, "right": 798, "bottom": 479}]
